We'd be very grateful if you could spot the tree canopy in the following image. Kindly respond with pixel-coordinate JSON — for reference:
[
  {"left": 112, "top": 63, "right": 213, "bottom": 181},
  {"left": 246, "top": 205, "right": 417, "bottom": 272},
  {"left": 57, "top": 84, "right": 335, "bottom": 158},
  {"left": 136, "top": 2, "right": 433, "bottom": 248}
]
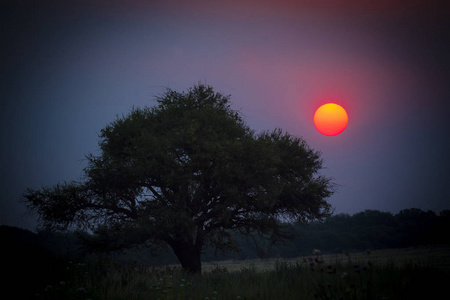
[{"left": 25, "top": 84, "right": 333, "bottom": 273}]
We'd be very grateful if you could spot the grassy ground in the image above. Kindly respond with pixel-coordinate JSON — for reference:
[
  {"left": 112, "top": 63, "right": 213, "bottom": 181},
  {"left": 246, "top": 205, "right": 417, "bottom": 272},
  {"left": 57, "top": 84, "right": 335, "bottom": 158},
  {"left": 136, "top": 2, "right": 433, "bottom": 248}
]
[
  {"left": 34, "top": 245, "right": 450, "bottom": 300},
  {"left": 203, "top": 245, "right": 450, "bottom": 272}
]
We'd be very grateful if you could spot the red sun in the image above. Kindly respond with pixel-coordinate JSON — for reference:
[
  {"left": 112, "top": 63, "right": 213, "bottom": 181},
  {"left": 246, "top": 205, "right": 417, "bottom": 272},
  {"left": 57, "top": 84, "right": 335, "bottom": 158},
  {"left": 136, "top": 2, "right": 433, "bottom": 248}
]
[{"left": 314, "top": 103, "right": 348, "bottom": 136}]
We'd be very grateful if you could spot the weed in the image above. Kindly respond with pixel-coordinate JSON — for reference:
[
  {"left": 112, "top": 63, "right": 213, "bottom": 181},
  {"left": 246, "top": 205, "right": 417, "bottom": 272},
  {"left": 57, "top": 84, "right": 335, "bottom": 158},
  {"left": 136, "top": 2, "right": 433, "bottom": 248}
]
[{"left": 32, "top": 247, "right": 450, "bottom": 299}]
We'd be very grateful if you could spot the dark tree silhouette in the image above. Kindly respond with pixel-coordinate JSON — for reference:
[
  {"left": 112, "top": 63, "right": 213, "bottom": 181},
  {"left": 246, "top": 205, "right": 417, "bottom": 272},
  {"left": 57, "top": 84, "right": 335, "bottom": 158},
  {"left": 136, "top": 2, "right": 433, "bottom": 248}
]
[{"left": 24, "top": 84, "right": 333, "bottom": 273}]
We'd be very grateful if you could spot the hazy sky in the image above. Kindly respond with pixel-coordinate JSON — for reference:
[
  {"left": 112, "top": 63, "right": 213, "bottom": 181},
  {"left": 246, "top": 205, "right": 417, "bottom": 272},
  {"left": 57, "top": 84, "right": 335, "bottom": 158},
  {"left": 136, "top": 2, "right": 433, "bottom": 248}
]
[{"left": 1, "top": 0, "right": 449, "bottom": 230}]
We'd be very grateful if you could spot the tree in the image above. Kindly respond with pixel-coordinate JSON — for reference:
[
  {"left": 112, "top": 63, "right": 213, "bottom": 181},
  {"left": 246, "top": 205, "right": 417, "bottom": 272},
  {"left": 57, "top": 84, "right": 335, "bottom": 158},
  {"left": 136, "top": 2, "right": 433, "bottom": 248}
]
[{"left": 24, "top": 84, "right": 333, "bottom": 273}]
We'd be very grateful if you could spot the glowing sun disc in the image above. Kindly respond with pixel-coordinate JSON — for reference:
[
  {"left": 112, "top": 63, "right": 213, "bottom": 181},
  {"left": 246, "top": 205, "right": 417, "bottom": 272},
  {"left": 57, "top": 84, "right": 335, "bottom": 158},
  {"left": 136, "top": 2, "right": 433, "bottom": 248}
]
[{"left": 314, "top": 103, "right": 348, "bottom": 136}]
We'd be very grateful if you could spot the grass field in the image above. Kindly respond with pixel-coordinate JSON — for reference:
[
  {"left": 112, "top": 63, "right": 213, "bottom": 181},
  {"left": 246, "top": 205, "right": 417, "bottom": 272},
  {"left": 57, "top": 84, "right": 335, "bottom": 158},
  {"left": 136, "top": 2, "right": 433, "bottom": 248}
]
[
  {"left": 203, "top": 245, "right": 450, "bottom": 272},
  {"left": 34, "top": 245, "right": 450, "bottom": 300}
]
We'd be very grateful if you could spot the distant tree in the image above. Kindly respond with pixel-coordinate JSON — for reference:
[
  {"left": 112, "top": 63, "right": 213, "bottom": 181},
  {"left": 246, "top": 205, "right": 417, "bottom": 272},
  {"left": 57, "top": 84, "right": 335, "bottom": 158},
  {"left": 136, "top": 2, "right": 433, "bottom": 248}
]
[{"left": 24, "top": 84, "right": 333, "bottom": 273}]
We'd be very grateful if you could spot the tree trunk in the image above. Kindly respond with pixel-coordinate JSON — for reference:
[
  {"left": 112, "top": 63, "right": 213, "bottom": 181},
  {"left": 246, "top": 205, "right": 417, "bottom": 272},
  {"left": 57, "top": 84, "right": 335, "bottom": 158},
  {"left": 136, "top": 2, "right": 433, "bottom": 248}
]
[{"left": 168, "top": 239, "right": 202, "bottom": 274}]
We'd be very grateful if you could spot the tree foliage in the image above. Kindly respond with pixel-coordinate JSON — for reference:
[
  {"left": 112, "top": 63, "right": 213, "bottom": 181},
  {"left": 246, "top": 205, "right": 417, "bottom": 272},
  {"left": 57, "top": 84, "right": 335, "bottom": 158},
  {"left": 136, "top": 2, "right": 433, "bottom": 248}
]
[
  {"left": 24, "top": 84, "right": 332, "bottom": 273},
  {"left": 253, "top": 208, "right": 450, "bottom": 259}
]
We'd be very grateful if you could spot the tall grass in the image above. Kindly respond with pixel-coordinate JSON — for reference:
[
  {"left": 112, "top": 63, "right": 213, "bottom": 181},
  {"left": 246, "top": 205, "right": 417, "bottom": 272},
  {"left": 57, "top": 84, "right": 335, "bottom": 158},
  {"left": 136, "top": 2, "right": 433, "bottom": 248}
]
[{"left": 34, "top": 249, "right": 450, "bottom": 300}]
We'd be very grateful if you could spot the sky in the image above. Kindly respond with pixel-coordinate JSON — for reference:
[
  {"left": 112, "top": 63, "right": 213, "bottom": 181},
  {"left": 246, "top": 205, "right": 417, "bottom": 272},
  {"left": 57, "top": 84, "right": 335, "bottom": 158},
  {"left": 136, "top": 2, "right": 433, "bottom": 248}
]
[{"left": 1, "top": 0, "right": 449, "bottom": 230}]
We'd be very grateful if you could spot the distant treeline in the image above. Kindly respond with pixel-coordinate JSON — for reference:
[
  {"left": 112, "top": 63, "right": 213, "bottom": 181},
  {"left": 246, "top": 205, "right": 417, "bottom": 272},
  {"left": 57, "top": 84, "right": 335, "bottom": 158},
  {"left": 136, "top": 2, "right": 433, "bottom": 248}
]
[
  {"left": 3, "top": 208, "right": 450, "bottom": 267},
  {"left": 254, "top": 208, "right": 450, "bottom": 259},
  {"left": 202, "top": 208, "right": 450, "bottom": 261}
]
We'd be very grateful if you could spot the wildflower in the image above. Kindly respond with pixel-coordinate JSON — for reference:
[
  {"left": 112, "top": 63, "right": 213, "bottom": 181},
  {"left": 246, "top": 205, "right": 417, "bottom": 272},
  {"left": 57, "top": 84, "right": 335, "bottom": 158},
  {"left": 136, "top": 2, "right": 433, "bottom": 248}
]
[{"left": 313, "top": 249, "right": 321, "bottom": 255}]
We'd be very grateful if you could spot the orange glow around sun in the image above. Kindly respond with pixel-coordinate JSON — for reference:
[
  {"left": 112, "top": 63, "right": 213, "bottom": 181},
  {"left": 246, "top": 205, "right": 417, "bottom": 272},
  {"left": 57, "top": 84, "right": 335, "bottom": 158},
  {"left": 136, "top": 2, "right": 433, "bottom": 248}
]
[{"left": 314, "top": 103, "right": 348, "bottom": 136}]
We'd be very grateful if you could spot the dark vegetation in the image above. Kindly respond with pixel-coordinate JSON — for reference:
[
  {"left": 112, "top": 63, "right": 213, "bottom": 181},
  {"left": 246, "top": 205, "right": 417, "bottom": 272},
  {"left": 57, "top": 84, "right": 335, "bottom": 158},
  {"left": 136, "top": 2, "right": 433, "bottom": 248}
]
[
  {"left": 5, "top": 208, "right": 450, "bottom": 265},
  {"left": 24, "top": 84, "right": 332, "bottom": 274},
  {"left": 261, "top": 208, "right": 450, "bottom": 259},
  {"left": 3, "top": 208, "right": 450, "bottom": 298}
]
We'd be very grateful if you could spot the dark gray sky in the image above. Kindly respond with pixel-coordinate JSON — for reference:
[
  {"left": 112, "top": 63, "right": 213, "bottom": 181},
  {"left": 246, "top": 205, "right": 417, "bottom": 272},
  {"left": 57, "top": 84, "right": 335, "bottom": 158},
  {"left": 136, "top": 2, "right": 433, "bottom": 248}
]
[{"left": 2, "top": 0, "right": 449, "bottom": 230}]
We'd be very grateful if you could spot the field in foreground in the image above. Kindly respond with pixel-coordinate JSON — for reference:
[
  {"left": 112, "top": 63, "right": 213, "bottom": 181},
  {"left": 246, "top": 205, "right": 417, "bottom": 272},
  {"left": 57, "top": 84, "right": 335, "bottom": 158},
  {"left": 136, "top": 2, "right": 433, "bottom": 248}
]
[
  {"left": 34, "top": 246, "right": 450, "bottom": 300},
  {"left": 203, "top": 245, "right": 450, "bottom": 272}
]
